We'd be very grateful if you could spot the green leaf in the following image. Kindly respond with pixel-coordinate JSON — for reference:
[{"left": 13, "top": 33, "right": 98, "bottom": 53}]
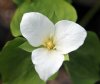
[
  {"left": 2, "top": 37, "right": 26, "bottom": 49},
  {"left": 10, "top": 2, "right": 34, "bottom": 37},
  {"left": 0, "top": 37, "right": 45, "bottom": 84},
  {"left": 19, "top": 41, "right": 35, "bottom": 52},
  {"left": 33, "top": 0, "right": 77, "bottom": 23},
  {"left": 55, "top": 1, "right": 77, "bottom": 21},
  {"left": 11, "top": 0, "right": 77, "bottom": 37},
  {"left": 64, "top": 31, "right": 100, "bottom": 84}
]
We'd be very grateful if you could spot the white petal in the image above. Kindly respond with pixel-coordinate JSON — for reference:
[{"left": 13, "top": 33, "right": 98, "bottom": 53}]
[
  {"left": 20, "top": 12, "right": 55, "bottom": 47},
  {"left": 54, "top": 20, "right": 87, "bottom": 54},
  {"left": 31, "top": 48, "right": 64, "bottom": 81}
]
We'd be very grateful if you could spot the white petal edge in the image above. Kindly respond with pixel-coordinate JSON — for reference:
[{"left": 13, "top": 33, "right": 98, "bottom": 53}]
[
  {"left": 54, "top": 20, "right": 87, "bottom": 54},
  {"left": 31, "top": 48, "right": 64, "bottom": 81},
  {"left": 20, "top": 12, "right": 55, "bottom": 47}
]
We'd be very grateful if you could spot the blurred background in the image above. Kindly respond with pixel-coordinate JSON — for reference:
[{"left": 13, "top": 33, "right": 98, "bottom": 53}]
[{"left": 0, "top": 0, "right": 100, "bottom": 84}]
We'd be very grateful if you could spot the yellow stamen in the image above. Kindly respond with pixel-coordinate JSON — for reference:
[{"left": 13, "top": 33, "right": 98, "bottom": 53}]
[{"left": 44, "top": 39, "right": 55, "bottom": 50}]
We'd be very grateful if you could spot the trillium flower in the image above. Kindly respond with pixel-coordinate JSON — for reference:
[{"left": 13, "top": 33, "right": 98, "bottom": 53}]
[{"left": 20, "top": 12, "right": 87, "bottom": 81}]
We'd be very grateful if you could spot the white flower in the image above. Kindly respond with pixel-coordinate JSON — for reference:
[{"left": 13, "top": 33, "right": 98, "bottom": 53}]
[{"left": 20, "top": 12, "right": 87, "bottom": 81}]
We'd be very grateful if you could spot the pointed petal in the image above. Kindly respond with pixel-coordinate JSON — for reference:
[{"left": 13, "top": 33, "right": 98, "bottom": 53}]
[
  {"left": 54, "top": 20, "right": 87, "bottom": 54},
  {"left": 20, "top": 12, "right": 55, "bottom": 47},
  {"left": 31, "top": 48, "right": 64, "bottom": 81}
]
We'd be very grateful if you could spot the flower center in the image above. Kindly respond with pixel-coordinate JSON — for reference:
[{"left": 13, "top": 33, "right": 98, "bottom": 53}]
[{"left": 44, "top": 39, "right": 55, "bottom": 50}]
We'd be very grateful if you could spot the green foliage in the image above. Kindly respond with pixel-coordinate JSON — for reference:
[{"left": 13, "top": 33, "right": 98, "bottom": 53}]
[
  {"left": 19, "top": 41, "right": 35, "bottom": 52},
  {"left": 0, "top": 37, "right": 45, "bottom": 84},
  {"left": 11, "top": 0, "right": 77, "bottom": 37},
  {"left": 64, "top": 32, "right": 100, "bottom": 84}
]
